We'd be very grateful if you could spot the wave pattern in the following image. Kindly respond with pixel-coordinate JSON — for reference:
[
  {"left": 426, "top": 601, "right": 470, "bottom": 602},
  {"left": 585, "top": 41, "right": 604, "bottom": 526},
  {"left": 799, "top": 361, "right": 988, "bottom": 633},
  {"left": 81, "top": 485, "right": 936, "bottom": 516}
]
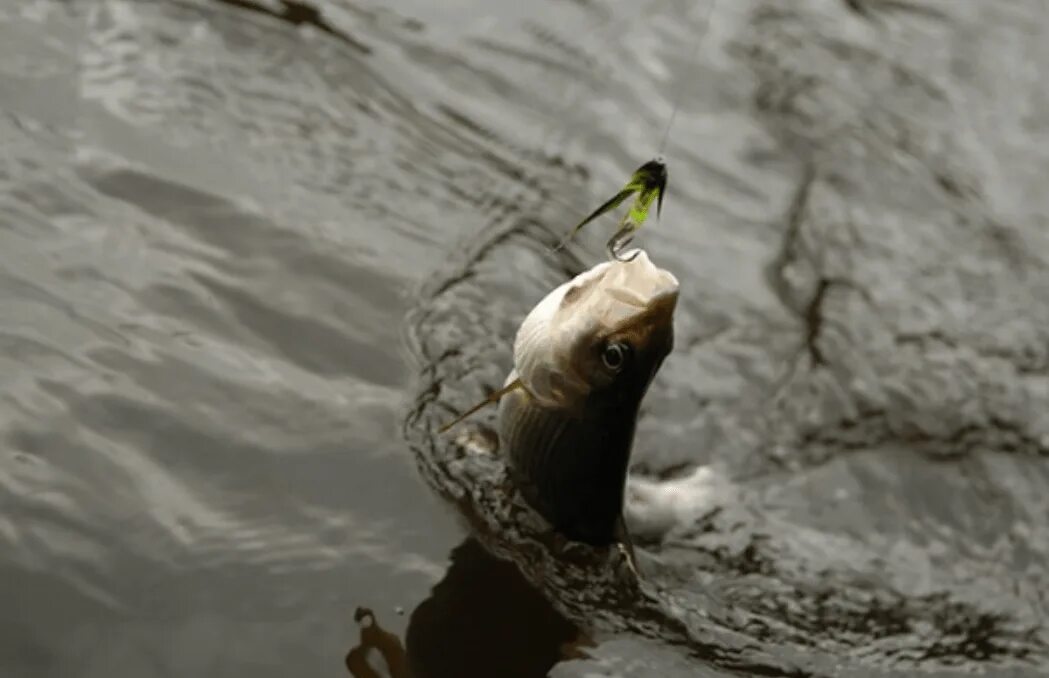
[{"left": 2, "top": 0, "right": 1049, "bottom": 676}]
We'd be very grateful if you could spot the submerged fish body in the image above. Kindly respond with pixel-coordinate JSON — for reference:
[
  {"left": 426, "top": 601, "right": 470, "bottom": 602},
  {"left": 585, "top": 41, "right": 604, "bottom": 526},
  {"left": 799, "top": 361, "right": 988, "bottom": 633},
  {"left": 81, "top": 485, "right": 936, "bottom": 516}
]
[{"left": 498, "top": 250, "right": 679, "bottom": 544}]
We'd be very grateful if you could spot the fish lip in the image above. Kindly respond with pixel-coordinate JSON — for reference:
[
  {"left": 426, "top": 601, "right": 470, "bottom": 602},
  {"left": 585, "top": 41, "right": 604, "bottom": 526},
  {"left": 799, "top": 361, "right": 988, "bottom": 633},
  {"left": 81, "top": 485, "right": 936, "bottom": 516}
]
[{"left": 608, "top": 287, "right": 678, "bottom": 333}]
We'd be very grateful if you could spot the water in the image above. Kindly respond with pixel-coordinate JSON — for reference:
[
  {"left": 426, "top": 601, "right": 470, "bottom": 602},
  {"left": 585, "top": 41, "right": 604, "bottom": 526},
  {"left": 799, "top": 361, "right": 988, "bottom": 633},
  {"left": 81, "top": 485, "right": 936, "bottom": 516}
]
[{"left": 2, "top": 0, "right": 1048, "bottom": 676}]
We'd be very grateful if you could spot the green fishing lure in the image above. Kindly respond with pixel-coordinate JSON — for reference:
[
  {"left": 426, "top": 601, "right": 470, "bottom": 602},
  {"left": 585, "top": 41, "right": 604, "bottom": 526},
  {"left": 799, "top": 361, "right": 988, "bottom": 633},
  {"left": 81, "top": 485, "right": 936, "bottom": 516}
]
[{"left": 554, "top": 157, "right": 667, "bottom": 261}]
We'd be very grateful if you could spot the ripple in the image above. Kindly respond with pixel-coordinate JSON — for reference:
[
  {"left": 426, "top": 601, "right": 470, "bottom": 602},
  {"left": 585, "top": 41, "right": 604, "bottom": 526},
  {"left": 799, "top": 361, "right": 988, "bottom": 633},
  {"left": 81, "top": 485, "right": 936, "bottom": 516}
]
[{"left": 4, "top": 0, "right": 1049, "bottom": 676}]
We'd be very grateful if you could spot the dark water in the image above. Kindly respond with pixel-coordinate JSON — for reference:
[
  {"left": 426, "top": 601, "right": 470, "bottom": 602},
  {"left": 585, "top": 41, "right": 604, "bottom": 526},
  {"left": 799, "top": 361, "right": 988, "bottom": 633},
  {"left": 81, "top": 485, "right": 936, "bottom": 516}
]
[{"left": 3, "top": 0, "right": 1049, "bottom": 676}]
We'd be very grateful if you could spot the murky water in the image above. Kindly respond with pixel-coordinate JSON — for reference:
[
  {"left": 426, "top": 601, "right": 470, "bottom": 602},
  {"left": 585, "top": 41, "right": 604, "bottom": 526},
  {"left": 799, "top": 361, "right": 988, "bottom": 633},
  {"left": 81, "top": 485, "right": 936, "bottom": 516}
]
[{"left": 3, "top": 0, "right": 1048, "bottom": 676}]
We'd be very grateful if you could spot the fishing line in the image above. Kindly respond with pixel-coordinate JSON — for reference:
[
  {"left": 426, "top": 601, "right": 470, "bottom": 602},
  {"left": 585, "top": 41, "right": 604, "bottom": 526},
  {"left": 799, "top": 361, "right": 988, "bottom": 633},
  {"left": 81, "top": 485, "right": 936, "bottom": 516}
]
[
  {"left": 456, "top": 3, "right": 669, "bottom": 224},
  {"left": 542, "top": 0, "right": 720, "bottom": 259},
  {"left": 525, "top": 0, "right": 716, "bottom": 160},
  {"left": 538, "top": 1, "right": 678, "bottom": 151},
  {"left": 538, "top": 0, "right": 720, "bottom": 257},
  {"left": 657, "top": 0, "right": 719, "bottom": 156},
  {"left": 456, "top": 0, "right": 720, "bottom": 261}
]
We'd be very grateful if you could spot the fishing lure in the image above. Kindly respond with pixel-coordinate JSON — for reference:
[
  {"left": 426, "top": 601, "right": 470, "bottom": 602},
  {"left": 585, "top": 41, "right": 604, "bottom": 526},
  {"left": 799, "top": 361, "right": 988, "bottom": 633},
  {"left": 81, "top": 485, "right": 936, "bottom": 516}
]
[{"left": 553, "top": 157, "right": 667, "bottom": 261}]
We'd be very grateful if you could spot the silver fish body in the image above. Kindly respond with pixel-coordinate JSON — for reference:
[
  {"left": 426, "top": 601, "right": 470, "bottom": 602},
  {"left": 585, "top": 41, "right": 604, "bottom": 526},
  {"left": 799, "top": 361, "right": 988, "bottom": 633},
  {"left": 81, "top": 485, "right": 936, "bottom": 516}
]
[{"left": 498, "top": 251, "right": 679, "bottom": 545}]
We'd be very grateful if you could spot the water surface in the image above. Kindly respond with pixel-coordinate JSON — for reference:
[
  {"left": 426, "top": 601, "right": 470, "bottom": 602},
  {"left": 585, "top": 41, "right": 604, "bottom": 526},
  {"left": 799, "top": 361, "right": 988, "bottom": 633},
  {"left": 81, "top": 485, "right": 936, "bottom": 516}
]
[{"left": 2, "top": 0, "right": 1048, "bottom": 676}]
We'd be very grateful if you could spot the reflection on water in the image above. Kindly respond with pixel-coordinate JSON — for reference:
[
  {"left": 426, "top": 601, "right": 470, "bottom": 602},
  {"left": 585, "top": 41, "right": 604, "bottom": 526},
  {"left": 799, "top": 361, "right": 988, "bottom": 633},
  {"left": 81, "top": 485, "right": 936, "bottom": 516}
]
[
  {"left": 346, "top": 609, "right": 408, "bottom": 678},
  {"left": 348, "top": 538, "right": 582, "bottom": 678}
]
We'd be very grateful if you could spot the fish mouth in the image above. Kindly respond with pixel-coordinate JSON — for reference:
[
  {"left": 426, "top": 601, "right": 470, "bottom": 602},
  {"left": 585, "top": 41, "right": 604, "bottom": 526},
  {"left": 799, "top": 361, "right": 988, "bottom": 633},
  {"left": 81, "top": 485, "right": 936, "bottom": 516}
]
[{"left": 498, "top": 250, "right": 678, "bottom": 545}]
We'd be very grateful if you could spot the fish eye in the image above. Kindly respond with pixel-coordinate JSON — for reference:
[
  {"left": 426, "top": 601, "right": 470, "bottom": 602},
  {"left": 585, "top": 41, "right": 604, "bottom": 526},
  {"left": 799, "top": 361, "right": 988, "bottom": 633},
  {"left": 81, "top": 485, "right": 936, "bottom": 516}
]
[{"left": 601, "top": 341, "right": 630, "bottom": 371}]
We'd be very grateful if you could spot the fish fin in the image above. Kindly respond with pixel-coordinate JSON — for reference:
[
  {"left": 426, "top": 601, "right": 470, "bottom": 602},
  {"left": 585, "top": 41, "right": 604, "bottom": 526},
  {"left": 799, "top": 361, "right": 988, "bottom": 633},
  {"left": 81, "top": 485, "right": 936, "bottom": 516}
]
[
  {"left": 553, "top": 187, "right": 636, "bottom": 251},
  {"left": 656, "top": 181, "right": 665, "bottom": 219},
  {"left": 438, "top": 378, "right": 524, "bottom": 434},
  {"left": 614, "top": 514, "right": 642, "bottom": 580}
]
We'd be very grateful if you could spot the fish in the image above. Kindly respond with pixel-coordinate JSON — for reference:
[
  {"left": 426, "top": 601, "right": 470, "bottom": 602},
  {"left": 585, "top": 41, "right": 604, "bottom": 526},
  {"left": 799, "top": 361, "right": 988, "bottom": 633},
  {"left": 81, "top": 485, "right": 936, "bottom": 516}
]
[
  {"left": 440, "top": 250, "right": 679, "bottom": 547},
  {"left": 552, "top": 158, "right": 668, "bottom": 262}
]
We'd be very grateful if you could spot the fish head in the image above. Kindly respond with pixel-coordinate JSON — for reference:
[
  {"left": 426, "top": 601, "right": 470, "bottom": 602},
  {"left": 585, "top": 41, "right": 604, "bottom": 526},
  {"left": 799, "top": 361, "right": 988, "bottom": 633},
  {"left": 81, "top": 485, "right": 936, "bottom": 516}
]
[{"left": 512, "top": 249, "right": 678, "bottom": 412}]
